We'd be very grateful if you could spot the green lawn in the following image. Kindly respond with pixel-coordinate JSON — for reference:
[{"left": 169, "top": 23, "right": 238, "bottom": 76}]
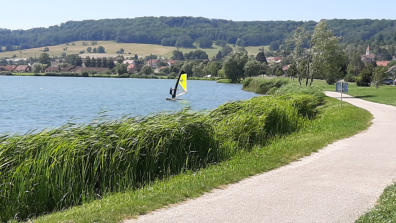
[
  {"left": 346, "top": 84, "right": 396, "bottom": 106},
  {"left": 33, "top": 97, "right": 372, "bottom": 223},
  {"left": 273, "top": 78, "right": 396, "bottom": 107},
  {"left": 356, "top": 183, "right": 396, "bottom": 223}
]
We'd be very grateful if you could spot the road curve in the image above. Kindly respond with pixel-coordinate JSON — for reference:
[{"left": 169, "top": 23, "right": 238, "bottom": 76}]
[{"left": 126, "top": 92, "right": 396, "bottom": 223}]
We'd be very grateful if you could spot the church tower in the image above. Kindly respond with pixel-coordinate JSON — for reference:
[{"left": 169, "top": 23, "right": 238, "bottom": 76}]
[{"left": 366, "top": 45, "right": 370, "bottom": 56}]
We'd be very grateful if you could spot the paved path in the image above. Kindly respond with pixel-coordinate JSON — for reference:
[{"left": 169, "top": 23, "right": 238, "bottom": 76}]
[{"left": 127, "top": 92, "right": 396, "bottom": 223}]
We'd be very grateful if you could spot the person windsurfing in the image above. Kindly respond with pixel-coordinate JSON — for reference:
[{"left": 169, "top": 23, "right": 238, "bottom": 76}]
[{"left": 167, "top": 70, "right": 187, "bottom": 100}]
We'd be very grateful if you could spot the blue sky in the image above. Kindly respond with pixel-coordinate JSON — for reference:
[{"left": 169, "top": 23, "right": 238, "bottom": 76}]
[{"left": 1, "top": 0, "right": 396, "bottom": 30}]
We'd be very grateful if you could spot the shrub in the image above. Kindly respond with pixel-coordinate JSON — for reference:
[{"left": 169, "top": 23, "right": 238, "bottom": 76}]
[
  {"left": 344, "top": 73, "right": 356, "bottom": 82},
  {"left": 242, "top": 77, "right": 289, "bottom": 94},
  {"left": 0, "top": 71, "right": 12, "bottom": 75}
]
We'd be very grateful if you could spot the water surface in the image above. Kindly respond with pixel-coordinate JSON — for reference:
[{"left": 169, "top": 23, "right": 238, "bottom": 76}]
[{"left": 0, "top": 76, "right": 257, "bottom": 134}]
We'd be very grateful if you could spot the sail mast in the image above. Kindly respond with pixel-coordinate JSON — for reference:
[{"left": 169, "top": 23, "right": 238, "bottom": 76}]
[{"left": 172, "top": 70, "right": 184, "bottom": 98}]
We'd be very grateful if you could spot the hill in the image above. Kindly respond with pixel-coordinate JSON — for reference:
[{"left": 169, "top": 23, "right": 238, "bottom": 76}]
[
  {"left": 0, "top": 41, "right": 266, "bottom": 59},
  {"left": 1, "top": 17, "right": 396, "bottom": 52}
]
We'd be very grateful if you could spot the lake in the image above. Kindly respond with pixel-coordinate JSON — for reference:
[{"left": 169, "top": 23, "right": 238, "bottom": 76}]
[{"left": 0, "top": 76, "right": 257, "bottom": 134}]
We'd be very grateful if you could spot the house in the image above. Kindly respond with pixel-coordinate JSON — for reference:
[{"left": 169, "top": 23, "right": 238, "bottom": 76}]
[
  {"left": 72, "top": 67, "right": 110, "bottom": 73},
  {"left": 376, "top": 61, "right": 391, "bottom": 67},
  {"left": 154, "top": 66, "right": 169, "bottom": 73},
  {"left": 167, "top": 60, "right": 177, "bottom": 66},
  {"left": 0, "top": 65, "right": 16, "bottom": 72},
  {"left": 361, "top": 45, "right": 375, "bottom": 63},
  {"left": 282, "top": 65, "right": 290, "bottom": 71},
  {"left": 123, "top": 60, "right": 135, "bottom": 65},
  {"left": 45, "top": 66, "right": 59, "bottom": 72},
  {"left": 60, "top": 65, "right": 76, "bottom": 72},
  {"left": 267, "top": 57, "right": 282, "bottom": 64},
  {"left": 145, "top": 59, "right": 159, "bottom": 68},
  {"left": 127, "top": 64, "right": 136, "bottom": 73},
  {"left": 14, "top": 65, "right": 31, "bottom": 72}
]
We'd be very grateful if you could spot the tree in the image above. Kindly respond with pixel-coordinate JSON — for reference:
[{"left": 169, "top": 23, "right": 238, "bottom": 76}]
[
  {"left": 357, "top": 64, "right": 374, "bottom": 86},
  {"left": 196, "top": 37, "right": 212, "bottom": 48},
  {"left": 215, "top": 51, "right": 223, "bottom": 60},
  {"left": 115, "top": 63, "right": 128, "bottom": 75},
  {"left": 182, "top": 61, "right": 194, "bottom": 76},
  {"left": 291, "top": 26, "right": 310, "bottom": 85},
  {"left": 223, "top": 53, "right": 248, "bottom": 82},
  {"left": 184, "top": 50, "right": 208, "bottom": 60},
  {"left": 215, "top": 40, "right": 227, "bottom": 47},
  {"left": 256, "top": 48, "right": 267, "bottom": 64},
  {"left": 97, "top": 46, "right": 106, "bottom": 53},
  {"left": 33, "top": 63, "right": 45, "bottom": 73},
  {"left": 287, "top": 62, "right": 298, "bottom": 79},
  {"left": 175, "top": 36, "right": 194, "bottom": 48},
  {"left": 87, "top": 47, "right": 92, "bottom": 53},
  {"left": 221, "top": 45, "right": 233, "bottom": 57},
  {"left": 171, "top": 50, "right": 184, "bottom": 60},
  {"left": 372, "top": 66, "right": 387, "bottom": 88},
  {"left": 39, "top": 53, "right": 50, "bottom": 66},
  {"left": 141, "top": 65, "right": 153, "bottom": 75},
  {"left": 311, "top": 20, "right": 345, "bottom": 85},
  {"left": 244, "top": 60, "right": 262, "bottom": 77},
  {"left": 192, "top": 63, "right": 205, "bottom": 76},
  {"left": 117, "top": 48, "right": 125, "bottom": 54},
  {"left": 65, "top": 54, "right": 82, "bottom": 66},
  {"left": 204, "top": 61, "right": 221, "bottom": 76}
]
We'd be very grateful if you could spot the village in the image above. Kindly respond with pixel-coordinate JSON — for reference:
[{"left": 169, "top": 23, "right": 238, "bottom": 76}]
[{"left": 1, "top": 46, "right": 395, "bottom": 84}]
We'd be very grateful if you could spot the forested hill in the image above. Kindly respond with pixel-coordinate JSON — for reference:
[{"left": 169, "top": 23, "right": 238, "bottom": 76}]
[{"left": 1, "top": 17, "right": 396, "bottom": 51}]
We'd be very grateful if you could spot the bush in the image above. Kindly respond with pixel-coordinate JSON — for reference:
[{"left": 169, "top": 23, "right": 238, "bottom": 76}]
[
  {"left": 344, "top": 73, "right": 356, "bottom": 82},
  {"left": 242, "top": 77, "right": 289, "bottom": 94},
  {"left": 357, "top": 66, "right": 373, "bottom": 87},
  {"left": 0, "top": 71, "right": 12, "bottom": 75}
]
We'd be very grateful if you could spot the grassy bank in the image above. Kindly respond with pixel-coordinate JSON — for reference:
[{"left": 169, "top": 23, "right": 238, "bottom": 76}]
[
  {"left": 356, "top": 183, "right": 396, "bottom": 222},
  {"left": 242, "top": 77, "right": 290, "bottom": 94},
  {"left": 1, "top": 92, "right": 322, "bottom": 221},
  {"left": 32, "top": 95, "right": 372, "bottom": 223}
]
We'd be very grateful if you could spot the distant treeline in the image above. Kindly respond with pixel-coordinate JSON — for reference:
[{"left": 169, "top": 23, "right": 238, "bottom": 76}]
[{"left": 1, "top": 17, "right": 396, "bottom": 51}]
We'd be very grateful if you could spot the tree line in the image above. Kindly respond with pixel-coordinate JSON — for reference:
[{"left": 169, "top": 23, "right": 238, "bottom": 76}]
[{"left": 1, "top": 17, "right": 396, "bottom": 51}]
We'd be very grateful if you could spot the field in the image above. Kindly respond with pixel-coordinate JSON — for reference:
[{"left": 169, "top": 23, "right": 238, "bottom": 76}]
[{"left": 0, "top": 41, "right": 267, "bottom": 59}]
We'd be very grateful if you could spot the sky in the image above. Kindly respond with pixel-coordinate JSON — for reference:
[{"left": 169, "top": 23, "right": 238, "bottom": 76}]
[{"left": 1, "top": 0, "right": 396, "bottom": 30}]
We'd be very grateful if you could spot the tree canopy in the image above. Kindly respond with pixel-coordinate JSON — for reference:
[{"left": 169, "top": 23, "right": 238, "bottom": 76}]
[{"left": 1, "top": 17, "right": 396, "bottom": 51}]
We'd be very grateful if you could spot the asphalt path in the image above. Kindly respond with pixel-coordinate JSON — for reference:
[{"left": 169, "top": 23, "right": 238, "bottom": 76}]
[{"left": 127, "top": 92, "right": 396, "bottom": 223}]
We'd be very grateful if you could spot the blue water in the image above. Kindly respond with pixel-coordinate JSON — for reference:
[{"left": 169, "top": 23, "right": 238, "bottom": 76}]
[{"left": 0, "top": 76, "right": 257, "bottom": 134}]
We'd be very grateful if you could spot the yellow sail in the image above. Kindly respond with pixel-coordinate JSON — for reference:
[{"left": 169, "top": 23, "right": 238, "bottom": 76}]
[{"left": 179, "top": 73, "right": 187, "bottom": 92}]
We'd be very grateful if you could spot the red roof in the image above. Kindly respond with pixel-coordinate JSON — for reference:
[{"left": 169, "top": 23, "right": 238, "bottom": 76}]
[
  {"left": 45, "top": 67, "right": 59, "bottom": 72},
  {"left": 282, "top": 65, "right": 290, "bottom": 71},
  {"left": 376, "top": 61, "right": 391, "bottom": 67},
  {"left": 14, "top": 65, "right": 30, "bottom": 72},
  {"left": 167, "top": 60, "right": 177, "bottom": 65},
  {"left": 1, "top": 65, "right": 16, "bottom": 71},
  {"left": 127, "top": 64, "right": 135, "bottom": 69}
]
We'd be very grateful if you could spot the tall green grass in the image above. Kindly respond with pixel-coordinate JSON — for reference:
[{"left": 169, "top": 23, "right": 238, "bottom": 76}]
[
  {"left": 0, "top": 94, "right": 322, "bottom": 221},
  {"left": 242, "top": 77, "right": 290, "bottom": 94}
]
